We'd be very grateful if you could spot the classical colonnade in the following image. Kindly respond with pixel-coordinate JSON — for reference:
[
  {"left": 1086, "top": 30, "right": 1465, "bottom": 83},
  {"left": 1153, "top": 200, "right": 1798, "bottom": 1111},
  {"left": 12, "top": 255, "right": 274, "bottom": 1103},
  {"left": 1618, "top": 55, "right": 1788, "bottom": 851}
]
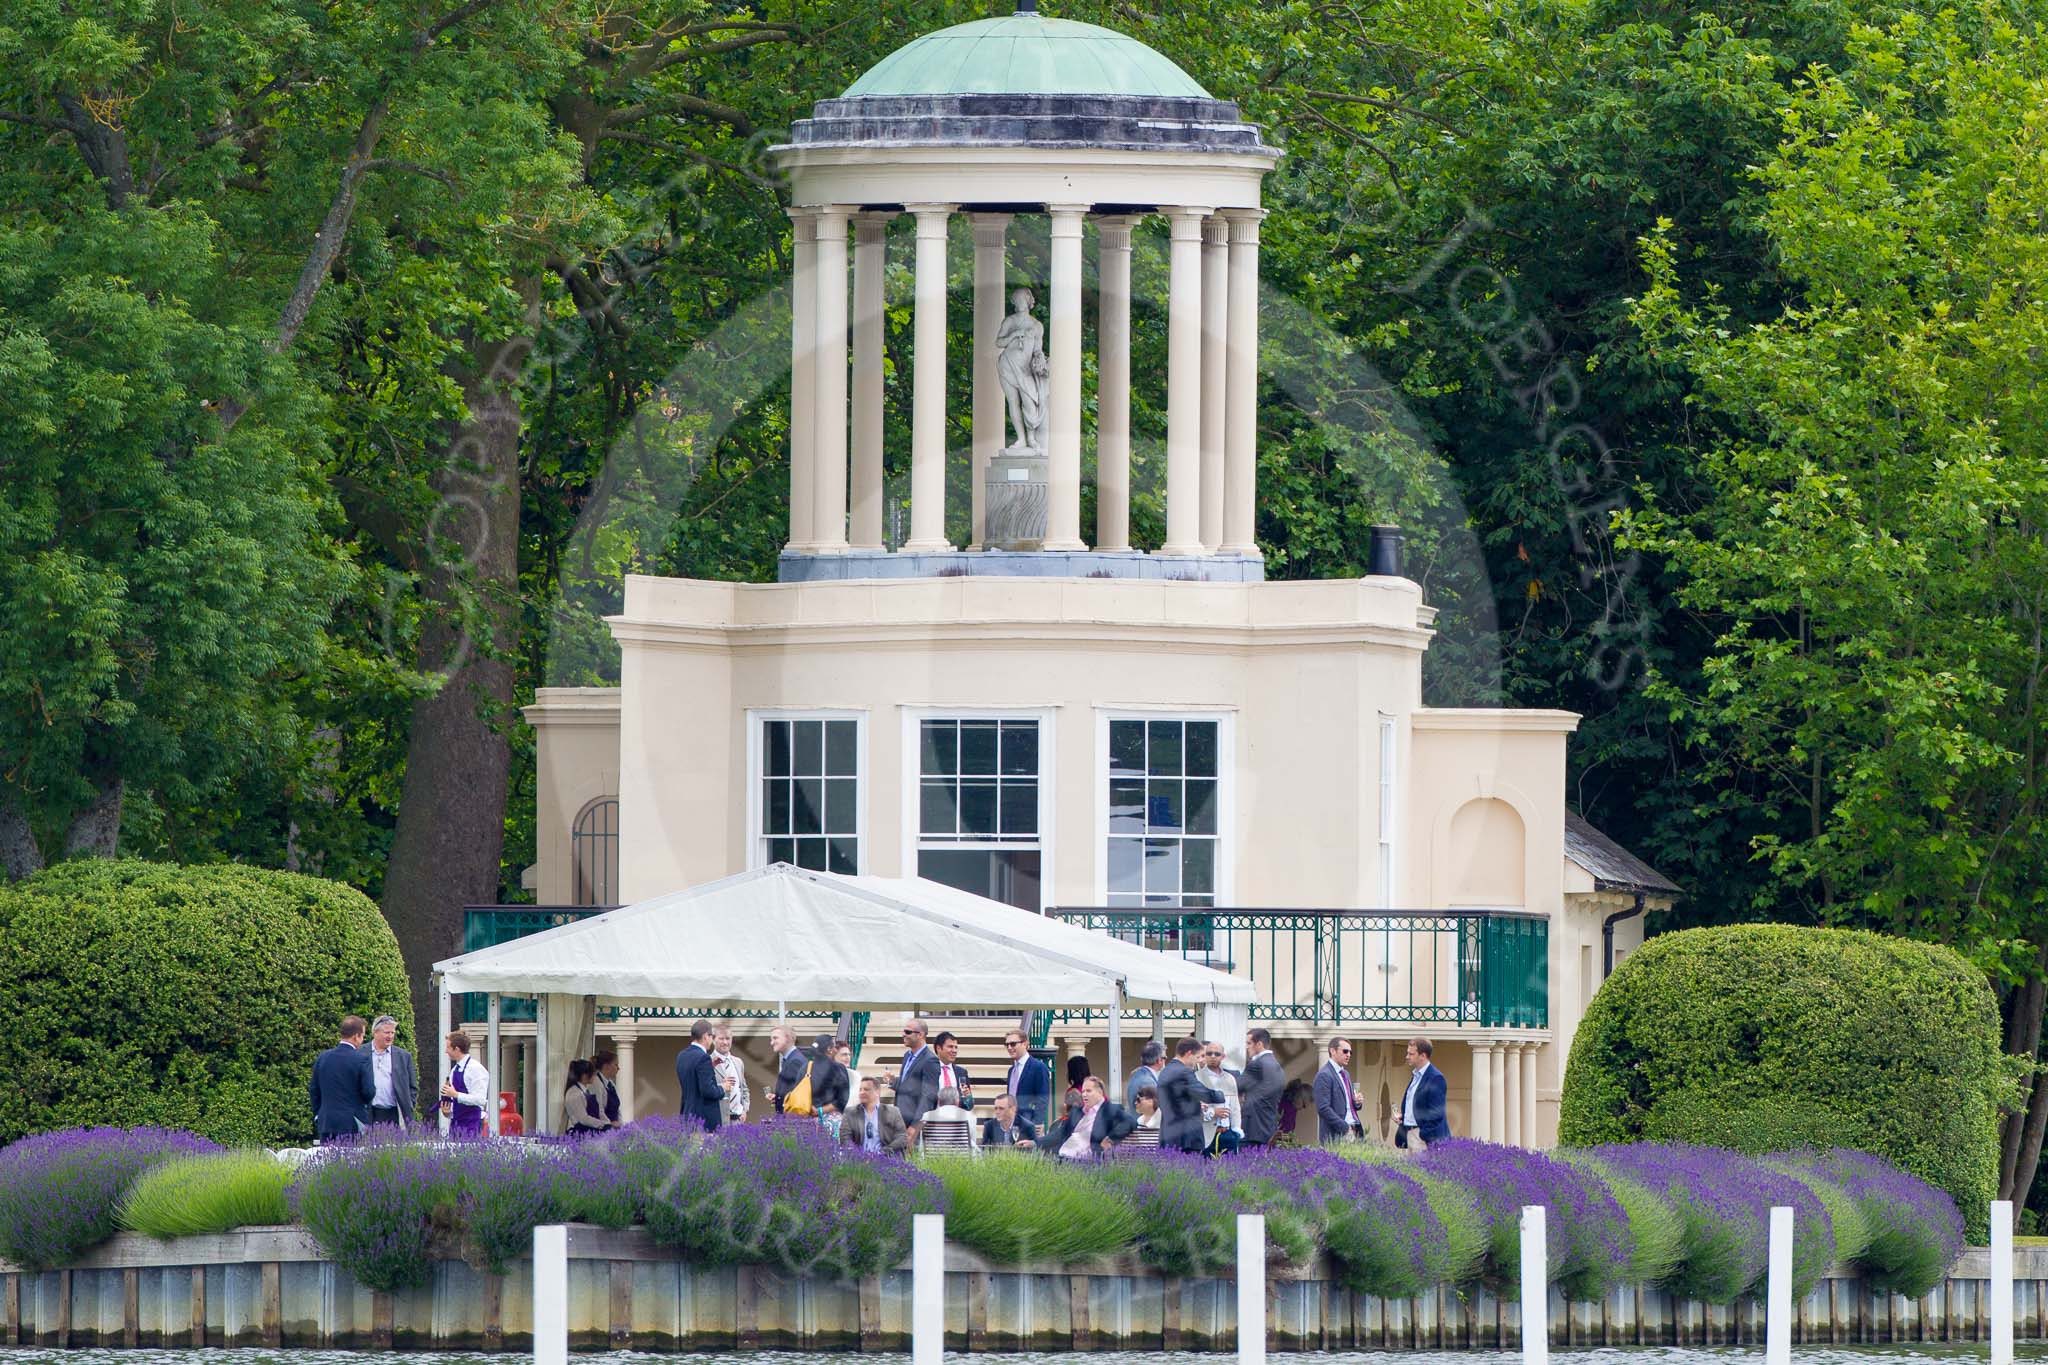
[
  {"left": 785, "top": 203, "right": 1265, "bottom": 556},
  {"left": 1470, "top": 1039, "right": 1541, "bottom": 1146}
]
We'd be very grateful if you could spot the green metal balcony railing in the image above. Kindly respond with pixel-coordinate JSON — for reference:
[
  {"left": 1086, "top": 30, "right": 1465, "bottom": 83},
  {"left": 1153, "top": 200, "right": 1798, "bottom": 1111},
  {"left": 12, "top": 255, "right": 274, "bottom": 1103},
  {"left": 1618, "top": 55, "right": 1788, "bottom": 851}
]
[
  {"left": 455, "top": 906, "right": 868, "bottom": 1056},
  {"left": 1040, "top": 906, "right": 1549, "bottom": 1031}
]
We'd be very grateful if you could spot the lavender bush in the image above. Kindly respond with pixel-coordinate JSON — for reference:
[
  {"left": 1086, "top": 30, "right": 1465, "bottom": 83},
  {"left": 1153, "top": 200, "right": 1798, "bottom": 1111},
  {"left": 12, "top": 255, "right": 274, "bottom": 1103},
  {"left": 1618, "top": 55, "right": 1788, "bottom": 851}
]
[
  {"left": 1236, "top": 1146, "right": 1446, "bottom": 1297},
  {"left": 1095, "top": 1151, "right": 1241, "bottom": 1276},
  {"left": 1417, "top": 1140, "right": 1632, "bottom": 1299},
  {"left": 292, "top": 1135, "right": 460, "bottom": 1290},
  {"left": 1587, "top": 1143, "right": 1832, "bottom": 1301},
  {"left": 0, "top": 1127, "right": 219, "bottom": 1269},
  {"left": 1771, "top": 1148, "right": 1963, "bottom": 1296},
  {"left": 636, "top": 1119, "right": 943, "bottom": 1279}
]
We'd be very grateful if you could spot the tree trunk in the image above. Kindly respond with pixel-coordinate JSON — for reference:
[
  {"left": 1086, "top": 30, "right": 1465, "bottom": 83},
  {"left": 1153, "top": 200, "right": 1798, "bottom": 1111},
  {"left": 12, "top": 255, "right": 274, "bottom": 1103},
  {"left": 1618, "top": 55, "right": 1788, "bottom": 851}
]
[
  {"left": 0, "top": 800, "right": 43, "bottom": 881},
  {"left": 2001, "top": 973, "right": 2048, "bottom": 1200},
  {"left": 378, "top": 332, "right": 528, "bottom": 1035},
  {"left": 61, "top": 778, "right": 124, "bottom": 858}
]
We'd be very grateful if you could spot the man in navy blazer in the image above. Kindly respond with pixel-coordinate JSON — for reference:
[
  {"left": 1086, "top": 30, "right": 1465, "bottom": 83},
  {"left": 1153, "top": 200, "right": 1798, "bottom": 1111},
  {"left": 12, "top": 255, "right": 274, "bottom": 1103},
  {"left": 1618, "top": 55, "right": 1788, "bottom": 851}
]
[
  {"left": 1157, "top": 1038, "right": 1225, "bottom": 1153},
  {"left": 1395, "top": 1037, "right": 1452, "bottom": 1149},
  {"left": 1000, "top": 1029, "right": 1053, "bottom": 1126},
  {"left": 308, "top": 1016, "right": 375, "bottom": 1142},
  {"left": 1314, "top": 1037, "right": 1365, "bottom": 1145},
  {"left": 676, "top": 1018, "right": 730, "bottom": 1130}
]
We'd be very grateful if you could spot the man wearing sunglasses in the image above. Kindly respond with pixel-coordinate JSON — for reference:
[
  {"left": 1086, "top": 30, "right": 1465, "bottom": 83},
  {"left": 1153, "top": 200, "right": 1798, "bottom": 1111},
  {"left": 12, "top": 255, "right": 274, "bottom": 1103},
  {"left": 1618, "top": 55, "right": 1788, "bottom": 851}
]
[
  {"left": 1001, "top": 1029, "right": 1052, "bottom": 1127},
  {"left": 1314, "top": 1037, "right": 1365, "bottom": 1145},
  {"left": 891, "top": 1017, "right": 942, "bottom": 1137}
]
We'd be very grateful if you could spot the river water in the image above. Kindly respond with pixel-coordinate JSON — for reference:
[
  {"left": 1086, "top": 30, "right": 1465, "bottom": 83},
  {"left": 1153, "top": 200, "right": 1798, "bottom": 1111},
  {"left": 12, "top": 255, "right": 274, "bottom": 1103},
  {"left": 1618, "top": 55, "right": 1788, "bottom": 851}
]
[{"left": 4, "top": 1350, "right": 2047, "bottom": 1364}]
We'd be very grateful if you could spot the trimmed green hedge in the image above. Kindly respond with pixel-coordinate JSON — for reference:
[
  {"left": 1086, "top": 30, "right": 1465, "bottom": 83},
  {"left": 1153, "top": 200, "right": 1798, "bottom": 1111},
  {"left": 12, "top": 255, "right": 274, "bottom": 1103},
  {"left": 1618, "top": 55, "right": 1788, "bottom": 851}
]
[
  {"left": 1558, "top": 924, "right": 2003, "bottom": 1234},
  {"left": 0, "top": 860, "right": 413, "bottom": 1147}
]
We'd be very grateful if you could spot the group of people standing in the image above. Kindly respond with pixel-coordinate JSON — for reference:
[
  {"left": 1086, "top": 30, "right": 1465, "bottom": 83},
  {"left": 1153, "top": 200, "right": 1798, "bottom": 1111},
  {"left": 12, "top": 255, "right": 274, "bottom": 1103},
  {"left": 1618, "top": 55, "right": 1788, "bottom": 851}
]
[
  {"left": 308, "top": 1015, "right": 490, "bottom": 1142},
  {"left": 561, "top": 1052, "right": 624, "bottom": 1134}
]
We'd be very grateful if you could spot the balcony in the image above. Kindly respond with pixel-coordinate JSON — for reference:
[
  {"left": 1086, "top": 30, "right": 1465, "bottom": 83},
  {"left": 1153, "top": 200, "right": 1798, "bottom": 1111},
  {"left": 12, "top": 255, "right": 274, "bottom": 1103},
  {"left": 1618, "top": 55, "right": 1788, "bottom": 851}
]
[{"left": 1036, "top": 907, "right": 1548, "bottom": 1034}]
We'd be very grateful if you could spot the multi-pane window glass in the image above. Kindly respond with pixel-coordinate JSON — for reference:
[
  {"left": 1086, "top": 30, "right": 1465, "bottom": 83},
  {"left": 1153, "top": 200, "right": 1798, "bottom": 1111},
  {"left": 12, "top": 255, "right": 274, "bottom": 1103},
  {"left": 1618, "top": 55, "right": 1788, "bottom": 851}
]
[
  {"left": 1106, "top": 718, "right": 1220, "bottom": 908},
  {"left": 761, "top": 718, "right": 859, "bottom": 874},
  {"left": 919, "top": 720, "right": 1039, "bottom": 842}
]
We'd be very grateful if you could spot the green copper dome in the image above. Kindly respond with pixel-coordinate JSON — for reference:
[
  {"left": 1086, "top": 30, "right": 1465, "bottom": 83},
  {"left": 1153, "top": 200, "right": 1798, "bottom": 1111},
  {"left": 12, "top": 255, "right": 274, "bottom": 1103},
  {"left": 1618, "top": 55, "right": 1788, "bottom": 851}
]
[{"left": 841, "top": 15, "right": 1212, "bottom": 100}]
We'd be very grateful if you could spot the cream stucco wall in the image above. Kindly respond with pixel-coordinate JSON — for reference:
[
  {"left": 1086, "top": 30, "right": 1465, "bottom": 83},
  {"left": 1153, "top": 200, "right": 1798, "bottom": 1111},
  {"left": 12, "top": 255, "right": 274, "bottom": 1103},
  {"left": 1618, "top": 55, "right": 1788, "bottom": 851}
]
[{"left": 519, "top": 571, "right": 1635, "bottom": 1145}]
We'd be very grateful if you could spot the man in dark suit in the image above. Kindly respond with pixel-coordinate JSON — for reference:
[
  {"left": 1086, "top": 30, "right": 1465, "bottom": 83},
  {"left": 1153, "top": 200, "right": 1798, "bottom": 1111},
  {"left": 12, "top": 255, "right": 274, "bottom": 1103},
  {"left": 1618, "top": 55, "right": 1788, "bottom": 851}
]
[
  {"left": 1239, "top": 1027, "right": 1285, "bottom": 1147},
  {"left": 365, "top": 1015, "right": 418, "bottom": 1129},
  {"left": 1039, "top": 1076, "right": 1138, "bottom": 1158},
  {"left": 933, "top": 1031, "right": 973, "bottom": 1111},
  {"left": 1001, "top": 1029, "right": 1053, "bottom": 1126},
  {"left": 1314, "top": 1037, "right": 1364, "bottom": 1145},
  {"left": 1125, "top": 1040, "right": 1164, "bottom": 1109},
  {"left": 891, "top": 1017, "right": 942, "bottom": 1135},
  {"left": 1156, "top": 1037, "right": 1225, "bottom": 1154},
  {"left": 980, "top": 1093, "right": 1038, "bottom": 1150},
  {"left": 676, "top": 1018, "right": 730, "bottom": 1129},
  {"left": 769, "top": 1025, "right": 809, "bottom": 1113},
  {"left": 309, "top": 1015, "right": 375, "bottom": 1143},
  {"left": 1395, "top": 1037, "right": 1452, "bottom": 1150}
]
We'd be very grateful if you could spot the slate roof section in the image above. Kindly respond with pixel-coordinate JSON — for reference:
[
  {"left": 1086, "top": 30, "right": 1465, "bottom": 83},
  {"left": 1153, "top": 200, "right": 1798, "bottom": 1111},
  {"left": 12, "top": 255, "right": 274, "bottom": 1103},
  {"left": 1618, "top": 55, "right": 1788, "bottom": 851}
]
[{"left": 1565, "top": 811, "right": 1682, "bottom": 897}]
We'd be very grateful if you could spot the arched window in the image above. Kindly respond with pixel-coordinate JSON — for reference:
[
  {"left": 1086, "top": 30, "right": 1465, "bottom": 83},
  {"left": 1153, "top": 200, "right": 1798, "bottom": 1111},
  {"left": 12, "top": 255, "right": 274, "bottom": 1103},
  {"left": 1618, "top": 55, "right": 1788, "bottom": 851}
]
[{"left": 572, "top": 798, "right": 619, "bottom": 906}]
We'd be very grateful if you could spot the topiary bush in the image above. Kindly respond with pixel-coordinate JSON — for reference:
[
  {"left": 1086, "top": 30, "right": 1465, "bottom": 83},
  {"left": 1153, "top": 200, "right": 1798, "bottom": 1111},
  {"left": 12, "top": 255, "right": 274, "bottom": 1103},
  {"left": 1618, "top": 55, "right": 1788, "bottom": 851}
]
[
  {"left": 1559, "top": 923, "right": 2003, "bottom": 1234},
  {"left": 0, "top": 860, "right": 414, "bottom": 1147}
]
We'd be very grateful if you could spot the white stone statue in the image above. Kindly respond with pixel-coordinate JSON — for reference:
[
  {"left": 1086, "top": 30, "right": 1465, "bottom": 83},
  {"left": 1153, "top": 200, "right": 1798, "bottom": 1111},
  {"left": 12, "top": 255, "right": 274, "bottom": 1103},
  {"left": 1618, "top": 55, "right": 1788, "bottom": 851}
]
[{"left": 995, "top": 286, "right": 1050, "bottom": 456}]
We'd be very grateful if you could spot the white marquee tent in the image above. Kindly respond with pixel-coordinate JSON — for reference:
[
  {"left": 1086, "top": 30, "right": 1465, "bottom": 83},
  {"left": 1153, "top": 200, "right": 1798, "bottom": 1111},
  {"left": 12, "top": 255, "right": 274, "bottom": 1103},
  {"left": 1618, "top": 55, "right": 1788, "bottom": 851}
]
[{"left": 432, "top": 863, "right": 1255, "bottom": 1132}]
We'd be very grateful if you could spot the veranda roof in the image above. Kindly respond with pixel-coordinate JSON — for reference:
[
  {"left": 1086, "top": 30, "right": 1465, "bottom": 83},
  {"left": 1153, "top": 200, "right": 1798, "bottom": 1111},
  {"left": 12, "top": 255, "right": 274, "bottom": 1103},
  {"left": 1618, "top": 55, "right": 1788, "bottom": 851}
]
[{"left": 433, "top": 863, "right": 1256, "bottom": 1012}]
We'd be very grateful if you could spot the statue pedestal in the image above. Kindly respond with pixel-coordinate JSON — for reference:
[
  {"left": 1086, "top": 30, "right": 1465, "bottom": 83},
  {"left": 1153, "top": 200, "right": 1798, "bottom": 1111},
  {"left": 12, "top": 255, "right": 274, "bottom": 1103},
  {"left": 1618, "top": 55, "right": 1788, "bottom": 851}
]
[{"left": 985, "top": 451, "right": 1049, "bottom": 550}]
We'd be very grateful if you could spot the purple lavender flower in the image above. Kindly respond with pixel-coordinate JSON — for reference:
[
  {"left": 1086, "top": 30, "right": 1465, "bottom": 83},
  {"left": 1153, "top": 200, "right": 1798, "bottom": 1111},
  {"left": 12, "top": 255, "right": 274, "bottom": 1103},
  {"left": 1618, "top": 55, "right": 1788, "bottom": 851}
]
[
  {"left": 1769, "top": 1147, "right": 1962, "bottom": 1296},
  {"left": 0, "top": 1126, "right": 220, "bottom": 1269},
  {"left": 1231, "top": 1146, "right": 1448, "bottom": 1296},
  {"left": 1585, "top": 1143, "right": 1832, "bottom": 1301},
  {"left": 1418, "top": 1139, "right": 1633, "bottom": 1299}
]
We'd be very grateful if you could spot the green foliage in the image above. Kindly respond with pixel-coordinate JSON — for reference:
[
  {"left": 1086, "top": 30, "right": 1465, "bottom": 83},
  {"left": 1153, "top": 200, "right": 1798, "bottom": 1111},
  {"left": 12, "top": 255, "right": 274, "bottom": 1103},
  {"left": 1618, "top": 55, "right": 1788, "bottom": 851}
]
[
  {"left": 921, "top": 1153, "right": 1139, "bottom": 1264},
  {"left": 1768, "top": 1163, "right": 1870, "bottom": 1269},
  {"left": 0, "top": 861, "right": 414, "bottom": 1146},
  {"left": 119, "top": 1151, "right": 292, "bottom": 1239},
  {"left": 1559, "top": 924, "right": 2006, "bottom": 1233},
  {"left": 1586, "top": 1167, "right": 1687, "bottom": 1287}
]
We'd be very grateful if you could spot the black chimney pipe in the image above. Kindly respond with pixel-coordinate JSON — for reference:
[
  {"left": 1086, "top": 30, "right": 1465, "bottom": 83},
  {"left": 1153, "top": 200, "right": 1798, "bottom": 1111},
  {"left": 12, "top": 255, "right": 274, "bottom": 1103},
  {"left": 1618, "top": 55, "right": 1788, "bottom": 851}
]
[{"left": 1367, "top": 524, "right": 1405, "bottom": 578}]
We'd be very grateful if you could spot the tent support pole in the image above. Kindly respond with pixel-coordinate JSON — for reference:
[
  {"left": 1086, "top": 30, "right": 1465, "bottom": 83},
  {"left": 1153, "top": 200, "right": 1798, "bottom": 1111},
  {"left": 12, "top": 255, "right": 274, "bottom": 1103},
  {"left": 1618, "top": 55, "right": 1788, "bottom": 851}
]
[
  {"left": 583, "top": 994, "right": 597, "bottom": 1060},
  {"left": 436, "top": 977, "right": 453, "bottom": 1110},
  {"left": 1151, "top": 1001, "right": 1165, "bottom": 1044},
  {"left": 1107, "top": 992, "right": 1124, "bottom": 1104},
  {"left": 535, "top": 994, "right": 550, "bottom": 1135},
  {"left": 486, "top": 993, "right": 503, "bottom": 1136}
]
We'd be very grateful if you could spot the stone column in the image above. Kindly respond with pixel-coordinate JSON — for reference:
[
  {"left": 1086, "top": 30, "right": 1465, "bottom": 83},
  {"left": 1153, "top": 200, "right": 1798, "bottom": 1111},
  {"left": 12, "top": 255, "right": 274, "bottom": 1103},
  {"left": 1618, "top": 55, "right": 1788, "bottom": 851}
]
[
  {"left": 515, "top": 1039, "right": 533, "bottom": 1131},
  {"left": 1503, "top": 1041, "right": 1522, "bottom": 1145},
  {"left": 812, "top": 206, "right": 853, "bottom": 552},
  {"left": 786, "top": 208, "right": 818, "bottom": 551},
  {"left": 1520, "top": 1042, "right": 1539, "bottom": 1148},
  {"left": 1199, "top": 213, "right": 1229, "bottom": 551},
  {"left": 1044, "top": 203, "right": 1090, "bottom": 552},
  {"left": 1161, "top": 207, "right": 1211, "bottom": 556},
  {"left": 1095, "top": 215, "right": 1136, "bottom": 553},
  {"left": 1489, "top": 1041, "right": 1509, "bottom": 1143},
  {"left": 1221, "top": 209, "right": 1264, "bottom": 555},
  {"left": 850, "top": 211, "right": 891, "bottom": 551},
  {"left": 613, "top": 1030, "right": 638, "bottom": 1125},
  {"left": 904, "top": 204, "right": 955, "bottom": 552},
  {"left": 970, "top": 213, "right": 1011, "bottom": 550},
  {"left": 1470, "top": 1041, "right": 1494, "bottom": 1142}
]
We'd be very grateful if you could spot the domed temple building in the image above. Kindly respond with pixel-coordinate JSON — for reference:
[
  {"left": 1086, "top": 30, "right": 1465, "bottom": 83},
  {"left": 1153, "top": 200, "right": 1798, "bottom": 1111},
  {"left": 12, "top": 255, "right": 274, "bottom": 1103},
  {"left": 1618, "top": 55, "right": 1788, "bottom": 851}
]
[{"left": 459, "top": 3, "right": 1680, "bottom": 1144}]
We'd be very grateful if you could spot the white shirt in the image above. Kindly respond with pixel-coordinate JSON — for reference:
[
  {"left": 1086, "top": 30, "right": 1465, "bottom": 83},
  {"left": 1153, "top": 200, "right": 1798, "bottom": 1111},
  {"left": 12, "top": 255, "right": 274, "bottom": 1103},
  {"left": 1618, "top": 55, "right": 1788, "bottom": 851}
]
[
  {"left": 1402, "top": 1065, "right": 1426, "bottom": 1127},
  {"left": 370, "top": 1046, "right": 396, "bottom": 1109},
  {"left": 1201, "top": 1066, "right": 1243, "bottom": 1137},
  {"left": 1060, "top": 1103, "right": 1102, "bottom": 1160},
  {"left": 448, "top": 1057, "right": 489, "bottom": 1109}
]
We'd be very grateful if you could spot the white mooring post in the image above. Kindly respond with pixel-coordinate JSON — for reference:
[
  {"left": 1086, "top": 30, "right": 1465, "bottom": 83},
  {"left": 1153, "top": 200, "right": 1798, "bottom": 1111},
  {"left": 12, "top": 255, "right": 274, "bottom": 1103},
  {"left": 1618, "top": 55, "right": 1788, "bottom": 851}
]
[
  {"left": 913, "top": 1212, "right": 945, "bottom": 1365},
  {"left": 1520, "top": 1205, "right": 1548, "bottom": 1365},
  {"left": 1994, "top": 1198, "right": 2015, "bottom": 1365},
  {"left": 1238, "top": 1213, "right": 1267, "bottom": 1365},
  {"left": 533, "top": 1223, "right": 567, "bottom": 1365},
  {"left": 1767, "top": 1205, "right": 1793, "bottom": 1365}
]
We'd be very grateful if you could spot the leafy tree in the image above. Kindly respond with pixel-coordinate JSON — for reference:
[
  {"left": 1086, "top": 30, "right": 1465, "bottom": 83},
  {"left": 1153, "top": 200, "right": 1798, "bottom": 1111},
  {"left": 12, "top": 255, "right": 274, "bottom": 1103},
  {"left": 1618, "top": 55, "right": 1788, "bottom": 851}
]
[{"left": 1619, "top": 9, "right": 2048, "bottom": 1199}]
